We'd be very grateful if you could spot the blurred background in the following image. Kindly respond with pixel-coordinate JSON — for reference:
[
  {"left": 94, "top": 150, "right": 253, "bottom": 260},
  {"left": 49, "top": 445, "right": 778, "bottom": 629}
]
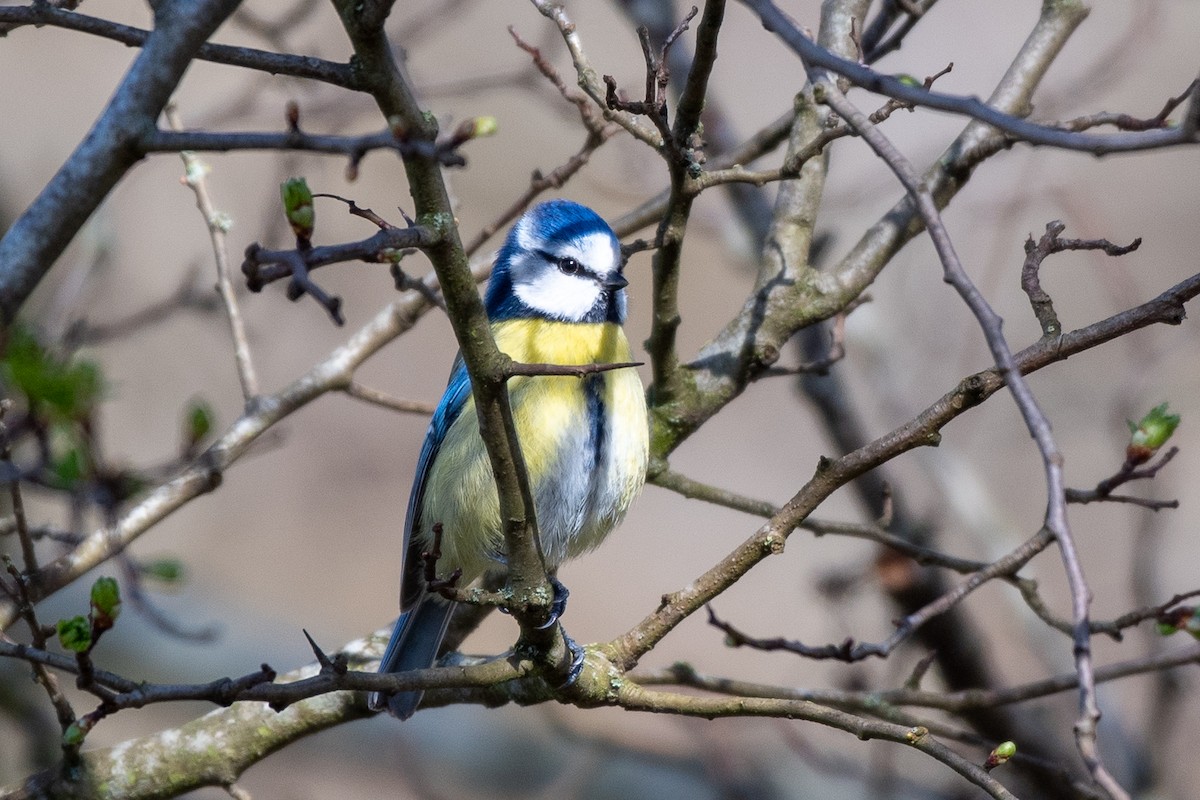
[{"left": 2, "top": 1, "right": 1199, "bottom": 797}]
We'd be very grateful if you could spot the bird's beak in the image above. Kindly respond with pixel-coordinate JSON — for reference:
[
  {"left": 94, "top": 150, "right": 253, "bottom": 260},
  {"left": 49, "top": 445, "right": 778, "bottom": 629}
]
[{"left": 602, "top": 272, "right": 629, "bottom": 290}]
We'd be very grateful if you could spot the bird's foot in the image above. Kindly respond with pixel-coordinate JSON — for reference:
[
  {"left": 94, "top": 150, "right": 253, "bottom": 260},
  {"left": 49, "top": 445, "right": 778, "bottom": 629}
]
[
  {"left": 534, "top": 577, "right": 570, "bottom": 630},
  {"left": 554, "top": 631, "right": 587, "bottom": 689}
]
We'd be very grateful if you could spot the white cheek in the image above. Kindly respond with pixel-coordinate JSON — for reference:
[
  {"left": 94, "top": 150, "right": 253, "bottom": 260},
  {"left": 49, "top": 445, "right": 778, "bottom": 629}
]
[{"left": 514, "top": 270, "right": 601, "bottom": 320}]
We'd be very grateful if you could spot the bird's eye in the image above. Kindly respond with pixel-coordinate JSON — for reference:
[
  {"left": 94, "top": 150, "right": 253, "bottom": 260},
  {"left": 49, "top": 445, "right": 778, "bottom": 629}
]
[{"left": 556, "top": 257, "right": 582, "bottom": 275}]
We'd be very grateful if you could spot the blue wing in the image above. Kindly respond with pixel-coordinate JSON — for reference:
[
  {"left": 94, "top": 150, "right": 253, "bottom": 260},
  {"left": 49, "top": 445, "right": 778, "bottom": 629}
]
[{"left": 399, "top": 354, "right": 472, "bottom": 609}]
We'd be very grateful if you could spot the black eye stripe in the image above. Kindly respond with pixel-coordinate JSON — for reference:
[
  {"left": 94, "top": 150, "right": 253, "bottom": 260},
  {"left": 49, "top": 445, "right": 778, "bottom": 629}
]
[{"left": 536, "top": 249, "right": 596, "bottom": 280}]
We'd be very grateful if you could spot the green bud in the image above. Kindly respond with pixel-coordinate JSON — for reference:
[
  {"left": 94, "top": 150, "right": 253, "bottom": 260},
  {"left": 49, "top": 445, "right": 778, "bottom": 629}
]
[
  {"left": 51, "top": 447, "right": 86, "bottom": 488},
  {"left": 62, "top": 720, "right": 88, "bottom": 747},
  {"left": 1155, "top": 606, "right": 1200, "bottom": 638},
  {"left": 452, "top": 116, "right": 499, "bottom": 144},
  {"left": 143, "top": 558, "right": 186, "bottom": 584},
  {"left": 57, "top": 616, "right": 92, "bottom": 653},
  {"left": 185, "top": 399, "right": 214, "bottom": 447},
  {"left": 896, "top": 74, "right": 921, "bottom": 87},
  {"left": 1127, "top": 403, "right": 1181, "bottom": 464},
  {"left": 280, "top": 177, "right": 315, "bottom": 240},
  {"left": 90, "top": 576, "right": 121, "bottom": 625},
  {"left": 985, "top": 741, "right": 1017, "bottom": 770}
]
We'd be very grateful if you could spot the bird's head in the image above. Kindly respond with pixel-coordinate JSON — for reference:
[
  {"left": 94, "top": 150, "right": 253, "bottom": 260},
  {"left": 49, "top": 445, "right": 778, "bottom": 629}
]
[{"left": 486, "top": 200, "right": 627, "bottom": 324}]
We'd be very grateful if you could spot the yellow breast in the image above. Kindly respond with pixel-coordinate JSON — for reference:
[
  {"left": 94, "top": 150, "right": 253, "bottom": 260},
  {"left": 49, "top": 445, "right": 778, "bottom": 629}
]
[
  {"left": 492, "top": 318, "right": 631, "bottom": 365},
  {"left": 420, "top": 319, "right": 648, "bottom": 580}
]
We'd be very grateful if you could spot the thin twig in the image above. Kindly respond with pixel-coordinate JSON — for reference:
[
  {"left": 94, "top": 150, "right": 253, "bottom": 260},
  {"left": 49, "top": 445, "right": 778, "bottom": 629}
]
[
  {"left": 505, "top": 361, "right": 643, "bottom": 378},
  {"left": 166, "top": 105, "right": 260, "bottom": 402},
  {"left": 0, "top": 5, "right": 358, "bottom": 88},
  {"left": 343, "top": 383, "right": 437, "bottom": 416},
  {"left": 140, "top": 127, "right": 469, "bottom": 168},
  {"left": 1022, "top": 220, "right": 1142, "bottom": 338},
  {"left": 0, "top": 402, "right": 38, "bottom": 573},
  {"left": 633, "top": 642, "right": 1200, "bottom": 714}
]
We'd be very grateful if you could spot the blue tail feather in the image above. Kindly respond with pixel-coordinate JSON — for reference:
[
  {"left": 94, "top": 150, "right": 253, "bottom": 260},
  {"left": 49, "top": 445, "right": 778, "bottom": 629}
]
[{"left": 369, "top": 598, "right": 455, "bottom": 719}]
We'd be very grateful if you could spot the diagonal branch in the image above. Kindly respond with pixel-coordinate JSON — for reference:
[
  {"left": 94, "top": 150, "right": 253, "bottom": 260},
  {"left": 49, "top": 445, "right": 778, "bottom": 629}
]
[
  {"left": 0, "top": 286, "right": 440, "bottom": 629},
  {"left": 739, "top": 0, "right": 1199, "bottom": 153},
  {"left": 0, "top": 5, "right": 358, "bottom": 88},
  {"left": 645, "top": 0, "right": 1090, "bottom": 459},
  {"left": 608, "top": 265, "right": 1200, "bottom": 670},
  {"left": 0, "top": 0, "right": 245, "bottom": 326}
]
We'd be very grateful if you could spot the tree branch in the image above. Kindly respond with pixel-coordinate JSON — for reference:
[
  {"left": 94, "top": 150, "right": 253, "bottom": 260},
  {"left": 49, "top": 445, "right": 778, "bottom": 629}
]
[
  {"left": 0, "top": 5, "right": 358, "bottom": 88},
  {"left": 739, "top": 0, "right": 1199, "bottom": 153},
  {"left": 0, "top": 0, "right": 245, "bottom": 325}
]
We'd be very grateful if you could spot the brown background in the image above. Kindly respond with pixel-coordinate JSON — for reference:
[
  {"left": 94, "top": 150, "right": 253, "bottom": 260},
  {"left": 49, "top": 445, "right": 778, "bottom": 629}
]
[{"left": 2, "top": 1, "right": 1199, "bottom": 797}]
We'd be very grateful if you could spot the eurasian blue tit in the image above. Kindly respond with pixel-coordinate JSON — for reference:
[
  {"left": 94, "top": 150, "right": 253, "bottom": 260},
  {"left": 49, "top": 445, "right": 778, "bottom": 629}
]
[{"left": 370, "top": 200, "right": 649, "bottom": 719}]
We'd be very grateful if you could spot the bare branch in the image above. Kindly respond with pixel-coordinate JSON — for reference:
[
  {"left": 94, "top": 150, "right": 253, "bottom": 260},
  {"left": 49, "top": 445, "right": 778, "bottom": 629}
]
[
  {"left": 0, "top": 0, "right": 245, "bottom": 324},
  {"left": 342, "top": 383, "right": 436, "bottom": 416},
  {"left": 166, "top": 105, "right": 261, "bottom": 402},
  {"left": 0, "top": 286, "right": 444, "bottom": 629},
  {"left": 739, "top": 0, "right": 1198, "bottom": 154},
  {"left": 0, "top": 5, "right": 358, "bottom": 88},
  {"left": 807, "top": 50, "right": 1127, "bottom": 800},
  {"left": 1022, "top": 220, "right": 1142, "bottom": 338}
]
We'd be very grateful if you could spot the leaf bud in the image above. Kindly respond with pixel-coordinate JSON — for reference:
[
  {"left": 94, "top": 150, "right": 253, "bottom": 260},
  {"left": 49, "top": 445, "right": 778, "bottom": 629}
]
[
  {"left": 90, "top": 576, "right": 121, "bottom": 630},
  {"left": 57, "top": 616, "right": 92, "bottom": 653},
  {"left": 985, "top": 741, "right": 1017, "bottom": 771},
  {"left": 280, "top": 177, "right": 315, "bottom": 240},
  {"left": 1126, "top": 403, "right": 1180, "bottom": 464}
]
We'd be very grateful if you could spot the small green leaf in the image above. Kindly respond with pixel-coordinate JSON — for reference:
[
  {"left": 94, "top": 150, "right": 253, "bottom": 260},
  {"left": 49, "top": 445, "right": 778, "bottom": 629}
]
[
  {"left": 143, "top": 558, "right": 186, "bottom": 584},
  {"left": 90, "top": 576, "right": 121, "bottom": 622},
  {"left": 1, "top": 325, "right": 104, "bottom": 420},
  {"left": 50, "top": 447, "right": 86, "bottom": 488},
  {"left": 1130, "top": 403, "right": 1180, "bottom": 449},
  {"left": 185, "top": 399, "right": 214, "bottom": 446},
  {"left": 280, "top": 177, "right": 315, "bottom": 240},
  {"left": 57, "top": 616, "right": 92, "bottom": 653},
  {"left": 1156, "top": 606, "right": 1200, "bottom": 638}
]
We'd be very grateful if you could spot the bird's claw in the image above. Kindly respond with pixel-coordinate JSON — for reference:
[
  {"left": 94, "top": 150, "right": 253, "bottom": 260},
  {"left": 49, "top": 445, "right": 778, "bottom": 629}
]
[
  {"left": 554, "top": 632, "right": 587, "bottom": 689},
  {"left": 534, "top": 577, "right": 570, "bottom": 630}
]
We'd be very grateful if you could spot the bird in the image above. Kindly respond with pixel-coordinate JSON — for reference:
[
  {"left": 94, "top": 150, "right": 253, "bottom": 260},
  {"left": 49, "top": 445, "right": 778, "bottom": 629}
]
[{"left": 370, "top": 199, "right": 649, "bottom": 719}]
